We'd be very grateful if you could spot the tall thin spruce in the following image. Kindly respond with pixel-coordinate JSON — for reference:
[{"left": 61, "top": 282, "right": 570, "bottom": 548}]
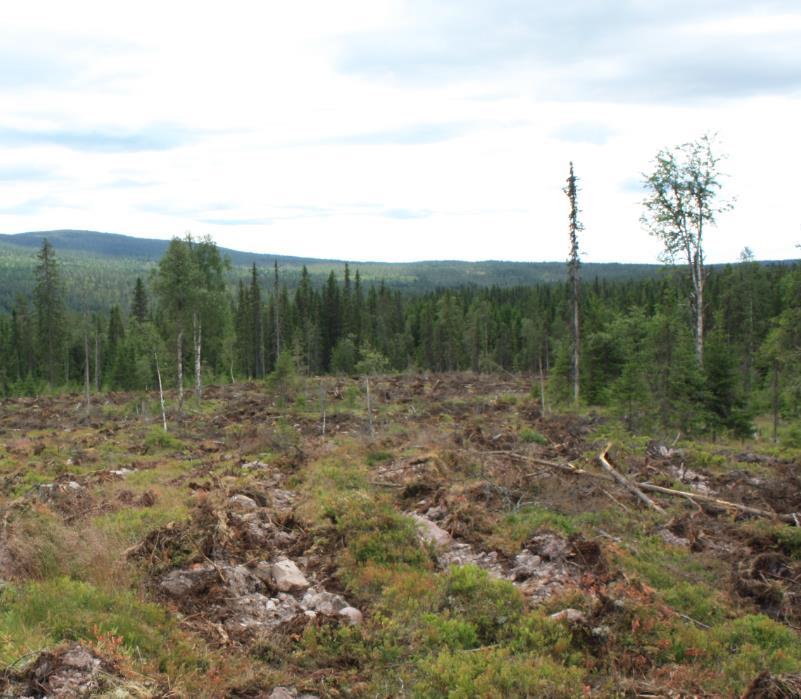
[
  {"left": 564, "top": 162, "right": 582, "bottom": 405},
  {"left": 273, "top": 259, "right": 281, "bottom": 360}
]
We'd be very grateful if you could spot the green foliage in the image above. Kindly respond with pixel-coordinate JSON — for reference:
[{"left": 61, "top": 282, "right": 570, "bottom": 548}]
[
  {"left": 143, "top": 427, "right": 185, "bottom": 451},
  {"left": 355, "top": 346, "right": 391, "bottom": 375},
  {"left": 413, "top": 647, "right": 584, "bottom": 698},
  {"left": 267, "top": 349, "right": 298, "bottom": 402},
  {"left": 440, "top": 565, "right": 525, "bottom": 645},
  {"left": 518, "top": 427, "right": 548, "bottom": 445},
  {"left": 3, "top": 231, "right": 801, "bottom": 448},
  {"left": 780, "top": 423, "right": 801, "bottom": 448},
  {"left": 0, "top": 578, "right": 205, "bottom": 672},
  {"left": 366, "top": 450, "right": 393, "bottom": 466},
  {"left": 661, "top": 582, "right": 728, "bottom": 626},
  {"left": 332, "top": 495, "right": 429, "bottom": 569},
  {"left": 331, "top": 336, "right": 357, "bottom": 374},
  {"left": 493, "top": 504, "right": 577, "bottom": 552},
  {"left": 775, "top": 526, "right": 801, "bottom": 559}
]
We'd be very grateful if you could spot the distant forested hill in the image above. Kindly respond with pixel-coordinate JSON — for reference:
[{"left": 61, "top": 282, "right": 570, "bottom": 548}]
[{"left": 0, "top": 228, "right": 682, "bottom": 312}]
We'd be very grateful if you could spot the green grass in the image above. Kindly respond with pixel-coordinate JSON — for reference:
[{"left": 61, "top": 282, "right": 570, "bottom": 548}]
[
  {"left": 518, "top": 428, "right": 549, "bottom": 445},
  {"left": 0, "top": 578, "right": 207, "bottom": 673},
  {"left": 143, "top": 427, "right": 185, "bottom": 451},
  {"left": 92, "top": 503, "right": 189, "bottom": 547}
]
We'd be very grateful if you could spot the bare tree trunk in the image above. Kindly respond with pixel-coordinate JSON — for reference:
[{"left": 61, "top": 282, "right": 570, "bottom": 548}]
[
  {"left": 772, "top": 359, "right": 779, "bottom": 443},
  {"left": 692, "top": 265, "right": 704, "bottom": 365},
  {"left": 193, "top": 312, "right": 202, "bottom": 401},
  {"left": 273, "top": 260, "right": 281, "bottom": 361},
  {"left": 565, "top": 162, "right": 582, "bottom": 405},
  {"left": 176, "top": 325, "right": 184, "bottom": 414},
  {"left": 538, "top": 354, "right": 547, "bottom": 417},
  {"left": 571, "top": 279, "right": 580, "bottom": 404},
  {"left": 94, "top": 329, "right": 100, "bottom": 392},
  {"left": 155, "top": 352, "right": 167, "bottom": 431},
  {"left": 365, "top": 376, "right": 374, "bottom": 439},
  {"left": 259, "top": 311, "right": 266, "bottom": 378},
  {"left": 691, "top": 216, "right": 705, "bottom": 366},
  {"left": 319, "top": 381, "right": 326, "bottom": 437},
  {"left": 83, "top": 331, "right": 90, "bottom": 406}
]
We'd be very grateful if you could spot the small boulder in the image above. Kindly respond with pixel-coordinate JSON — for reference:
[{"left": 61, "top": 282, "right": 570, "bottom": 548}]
[
  {"left": 528, "top": 533, "right": 569, "bottom": 561},
  {"left": 549, "top": 608, "right": 586, "bottom": 625},
  {"left": 301, "top": 590, "right": 349, "bottom": 616},
  {"left": 223, "top": 564, "right": 256, "bottom": 596},
  {"left": 228, "top": 494, "right": 259, "bottom": 511},
  {"left": 270, "top": 558, "right": 310, "bottom": 592},
  {"left": 269, "top": 688, "right": 296, "bottom": 699},
  {"left": 411, "top": 513, "right": 452, "bottom": 547},
  {"left": 511, "top": 550, "right": 542, "bottom": 580},
  {"left": 338, "top": 606, "right": 363, "bottom": 626},
  {"left": 160, "top": 566, "right": 217, "bottom": 597}
]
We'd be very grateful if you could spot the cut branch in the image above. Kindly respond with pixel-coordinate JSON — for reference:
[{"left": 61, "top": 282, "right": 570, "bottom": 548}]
[
  {"left": 597, "top": 443, "right": 665, "bottom": 513},
  {"left": 491, "top": 444, "right": 799, "bottom": 525}
]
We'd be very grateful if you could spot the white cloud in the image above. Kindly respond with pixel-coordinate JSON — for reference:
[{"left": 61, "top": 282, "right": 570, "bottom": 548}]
[{"left": 0, "top": 1, "right": 800, "bottom": 263}]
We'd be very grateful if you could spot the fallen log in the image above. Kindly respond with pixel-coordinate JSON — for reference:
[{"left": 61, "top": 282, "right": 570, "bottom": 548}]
[
  {"left": 636, "top": 482, "right": 798, "bottom": 524},
  {"left": 597, "top": 443, "right": 665, "bottom": 513},
  {"left": 494, "top": 444, "right": 799, "bottom": 525}
]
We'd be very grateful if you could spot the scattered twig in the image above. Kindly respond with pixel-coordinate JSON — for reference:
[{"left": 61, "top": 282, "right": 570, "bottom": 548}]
[
  {"left": 601, "top": 488, "right": 632, "bottom": 513},
  {"left": 674, "top": 611, "right": 711, "bottom": 629},
  {"left": 369, "top": 480, "right": 405, "bottom": 489}
]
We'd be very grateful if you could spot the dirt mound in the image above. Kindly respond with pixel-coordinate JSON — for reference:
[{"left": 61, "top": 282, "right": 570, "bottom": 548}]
[
  {"left": 0, "top": 643, "right": 158, "bottom": 698},
  {"left": 741, "top": 671, "right": 801, "bottom": 698},
  {"left": 735, "top": 551, "right": 801, "bottom": 622}
]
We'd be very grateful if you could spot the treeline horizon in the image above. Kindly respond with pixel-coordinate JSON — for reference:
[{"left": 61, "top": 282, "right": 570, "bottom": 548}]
[{"left": 1, "top": 236, "right": 800, "bottom": 440}]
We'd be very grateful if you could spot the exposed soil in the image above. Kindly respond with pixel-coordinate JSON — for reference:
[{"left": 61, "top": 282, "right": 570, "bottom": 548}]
[{"left": 1, "top": 373, "right": 800, "bottom": 696}]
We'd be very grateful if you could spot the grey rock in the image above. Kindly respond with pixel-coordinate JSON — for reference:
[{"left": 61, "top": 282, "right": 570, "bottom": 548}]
[
  {"left": 549, "top": 608, "right": 586, "bottom": 624},
  {"left": 224, "top": 564, "right": 257, "bottom": 596},
  {"left": 338, "top": 606, "right": 363, "bottom": 626},
  {"left": 269, "top": 688, "right": 295, "bottom": 699},
  {"left": 301, "top": 589, "right": 349, "bottom": 616},
  {"left": 228, "top": 494, "right": 259, "bottom": 511},
  {"left": 528, "top": 533, "right": 569, "bottom": 561},
  {"left": 511, "top": 550, "right": 542, "bottom": 580},
  {"left": 160, "top": 566, "right": 217, "bottom": 597},
  {"left": 226, "top": 593, "right": 303, "bottom": 635},
  {"left": 270, "top": 558, "right": 310, "bottom": 592},
  {"left": 411, "top": 513, "right": 452, "bottom": 547},
  {"left": 659, "top": 529, "right": 690, "bottom": 548}
]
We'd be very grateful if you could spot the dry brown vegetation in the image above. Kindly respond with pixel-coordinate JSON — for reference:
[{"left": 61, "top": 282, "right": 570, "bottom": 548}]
[{"left": 1, "top": 373, "right": 801, "bottom": 697}]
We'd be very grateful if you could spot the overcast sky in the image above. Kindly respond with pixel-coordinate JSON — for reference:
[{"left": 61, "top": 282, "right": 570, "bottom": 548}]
[{"left": 1, "top": 1, "right": 800, "bottom": 263}]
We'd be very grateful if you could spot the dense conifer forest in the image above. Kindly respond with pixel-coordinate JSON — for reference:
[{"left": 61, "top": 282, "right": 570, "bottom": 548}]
[{"left": 2, "top": 235, "right": 800, "bottom": 440}]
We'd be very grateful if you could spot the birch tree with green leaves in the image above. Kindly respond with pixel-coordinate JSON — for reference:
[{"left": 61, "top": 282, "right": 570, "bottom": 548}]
[{"left": 641, "top": 134, "right": 733, "bottom": 366}]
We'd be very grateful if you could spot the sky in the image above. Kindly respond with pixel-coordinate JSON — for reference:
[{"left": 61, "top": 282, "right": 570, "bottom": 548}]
[{"left": 1, "top": 1, "right": 800, "bottom": 264}]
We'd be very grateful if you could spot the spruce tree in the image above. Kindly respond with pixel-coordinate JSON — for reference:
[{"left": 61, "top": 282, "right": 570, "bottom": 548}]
[
  {"left": 33, "top": 239, "right": 65, "bottom": 385},
  {"left": 564, "top": 163, "right": 582, "bottom": 404},
  {"left": 131, "top": 277, "right": 148, "bottom": 322}
]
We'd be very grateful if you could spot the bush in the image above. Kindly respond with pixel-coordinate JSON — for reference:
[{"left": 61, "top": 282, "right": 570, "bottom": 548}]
[
  {"left": 414, "top": 647, "right": 584, "bottom": 698},
  {"left": 0, "top": 578, "right": 205, "bottom": 672},
  {"left": 441, "top": 565, "right": 525, "bottom": 644},
  {"left": 143, "top": 427, "right": 184, "bottom": 451},
  {"left": 519, "top": 428, "right": 549, "bottom": 445}
]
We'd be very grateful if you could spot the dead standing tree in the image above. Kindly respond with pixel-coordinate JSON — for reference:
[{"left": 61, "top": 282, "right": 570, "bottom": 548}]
[{"left": 564, "top": 162, "right": 582, "bottom": 405}]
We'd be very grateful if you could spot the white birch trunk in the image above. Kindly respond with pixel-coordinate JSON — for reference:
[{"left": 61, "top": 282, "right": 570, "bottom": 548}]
[
  {"left": 176, "top": 326, "right": 184, "bottom": 414},
  {"left": 155, "top": 352, "right": 167, "bottom": 431},
  {"left": 193, "top": 312, "right": 202, "bottom": 401},
  {"left": 83, "top": 331, "right": 90, "bottom": 405}
]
